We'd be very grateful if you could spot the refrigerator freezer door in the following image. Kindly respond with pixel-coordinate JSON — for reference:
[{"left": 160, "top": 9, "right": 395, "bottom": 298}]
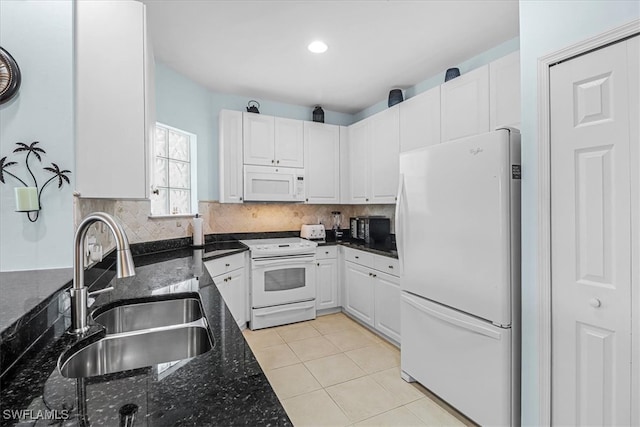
[
  {"left": 398, "top": 129, "right": 513, "bottom": 325},
  {"left": 401, "top": 292, "right": 512, "bottom": 426}
]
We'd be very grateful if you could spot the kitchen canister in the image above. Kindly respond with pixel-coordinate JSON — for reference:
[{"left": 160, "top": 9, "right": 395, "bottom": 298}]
[
  {"left": 313, "top": 106, "right": 325, "bottom": 123},
  {"left": 445, "top": 67, "right": 461, "bottom": 82},
  {"left": 388, "top": 89, "right": 403, "bottom": 107}
]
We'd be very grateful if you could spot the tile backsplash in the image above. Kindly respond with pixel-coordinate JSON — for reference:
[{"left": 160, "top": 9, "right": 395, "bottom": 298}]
[{"left": 75, "top": 197, "right": 395, "bottom": 247}]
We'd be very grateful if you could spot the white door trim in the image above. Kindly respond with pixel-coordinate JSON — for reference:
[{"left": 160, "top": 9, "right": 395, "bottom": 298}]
[{"left": 536, "top": 19, "right": 640, "bottom": 425}]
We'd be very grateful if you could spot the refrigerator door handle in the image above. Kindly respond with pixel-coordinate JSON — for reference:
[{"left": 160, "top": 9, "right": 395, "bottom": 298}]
[
  {"left": 395, "top": 173, "right": 407, "bottom": 275},
  {"left": 402, "top": 294, "right": 502, "bottom": 340}
]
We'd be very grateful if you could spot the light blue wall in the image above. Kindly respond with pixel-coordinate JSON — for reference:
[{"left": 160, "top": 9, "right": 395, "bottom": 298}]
[
  {"left": 518, "top": 2, "right": 639, "bottom": 425},
  {"left": 353, "top": 37, "right": 520, "bottom": 121},
  {"left": 155, "top": 62, "right": 354, "bottom": 202},
  {"left": 0, "top": 1, "right": 74, "bottom": 271}
]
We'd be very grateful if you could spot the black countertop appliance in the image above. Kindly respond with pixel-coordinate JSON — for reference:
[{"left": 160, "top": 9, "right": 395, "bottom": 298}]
[{"left": 349, "top": 216, "right": 391, "bottom": 245}]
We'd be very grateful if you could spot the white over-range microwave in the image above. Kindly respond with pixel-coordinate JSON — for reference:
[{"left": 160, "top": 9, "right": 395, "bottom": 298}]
[{"left": 243, "top": 165, "right": 305, "bottom": 202}]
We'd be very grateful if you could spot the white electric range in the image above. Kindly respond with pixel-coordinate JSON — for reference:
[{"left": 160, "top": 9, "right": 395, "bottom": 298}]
[{"left": 240, "top": 238, "right": 318, "bottom": 330}]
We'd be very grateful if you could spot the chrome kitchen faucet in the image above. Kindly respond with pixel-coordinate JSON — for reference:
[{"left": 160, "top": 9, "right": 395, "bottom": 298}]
[{"left": 70, "top": 212, "right": 135, "bottom": 334}]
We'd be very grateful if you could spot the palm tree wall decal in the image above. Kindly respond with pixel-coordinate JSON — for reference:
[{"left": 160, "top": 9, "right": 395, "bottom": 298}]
[{"left": 0, "top": 141, "right": 72, "bottom": 222}]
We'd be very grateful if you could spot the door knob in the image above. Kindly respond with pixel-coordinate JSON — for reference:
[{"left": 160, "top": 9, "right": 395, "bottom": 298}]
[{"left": 589, "top": 298, "right": 601, "bottom": 308}]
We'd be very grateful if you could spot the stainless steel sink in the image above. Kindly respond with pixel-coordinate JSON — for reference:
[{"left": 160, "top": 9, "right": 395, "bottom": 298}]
[
  {"left": 59, "top": 322, "right": 213, "bottom": 378},
  {"left": 93, "top": 297, "right": 205, "bottom": 334}
]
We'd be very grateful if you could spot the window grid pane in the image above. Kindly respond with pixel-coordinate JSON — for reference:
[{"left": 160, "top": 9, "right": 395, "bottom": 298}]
[{"left": 152, "top": 124, "right": 194, "bottom": 216}]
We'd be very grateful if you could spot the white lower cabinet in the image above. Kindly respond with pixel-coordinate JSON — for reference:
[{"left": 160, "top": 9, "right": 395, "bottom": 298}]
[
  {"left": 342, "top": 247, "right": 401, "bottom": 343},
  {"left": 205, "top": 255, "right": 247, "bottom": 329},
  {"left": 316, "top": 247, "right": 339, "bottom": 310},
  {"left": 373, "top": 271, "right": 401, "bottom": 343},
  {"left": 344, "top": 262, "right": 375, "bottom": 327}
]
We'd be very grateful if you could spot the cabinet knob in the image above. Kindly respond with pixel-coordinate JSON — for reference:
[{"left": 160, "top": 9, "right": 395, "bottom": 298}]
[
  {"left": 355, "top": 256, "right": 359, "bottom": 259},
  {"left": 271, "top": 159, "right": 275, "bottom": 164},
  {"left": 589, "top": 298, "right": 602, "bottom": 308},
  {"left": 388, "top": 265, "right": 393, "bottom": 269},
  {"left": 372, "top": 274, "right": 377, "bottom": 278},
  {"left": 317, "top": 262, "right": 320, "bottom": 266},
  {"left": 225, "top": 263, "right": 230, "bottom": 267},
  {"left": 325, "top": 251, "right": 329, "bottom": 254},
  {"left": 228, "top": 276, "right": 232, "bottom": 281},
  {"left": 306, "top": 198, "right": 309, "bottom": 202},
  {"left": 240, "top": 197, "right": 243, "bottom": 201},
  {"left": 368, "top": 272, "right": 372, "bottom": 277},
  {"left": 152, "top": 188, "right": 159, "bottom": 195},
  {"left": 366, "top": 198, "right": 369, "bottom": 202},
  {"left": 276, "top": 160, "right": 280, "bottom": 164}
]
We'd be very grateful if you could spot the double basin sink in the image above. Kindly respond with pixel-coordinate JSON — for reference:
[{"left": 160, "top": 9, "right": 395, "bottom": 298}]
[{"left": 58, "top": 296, "right": 214, "bottom": 378}]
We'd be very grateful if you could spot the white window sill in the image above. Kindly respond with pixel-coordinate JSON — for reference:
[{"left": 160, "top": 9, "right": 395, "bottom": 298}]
[{"left": 148, "top": 214, "right": 197, "bottom": 219}]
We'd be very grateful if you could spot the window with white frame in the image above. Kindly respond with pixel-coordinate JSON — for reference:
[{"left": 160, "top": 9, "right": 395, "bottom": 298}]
[{"left": 150, "top": 123, "right": 198, "bottom": 216}]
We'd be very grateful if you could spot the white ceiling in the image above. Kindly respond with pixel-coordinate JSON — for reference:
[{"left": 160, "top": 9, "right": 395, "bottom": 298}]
[{"left": 143, "top": 0, "right": 519, "bottom": 114}]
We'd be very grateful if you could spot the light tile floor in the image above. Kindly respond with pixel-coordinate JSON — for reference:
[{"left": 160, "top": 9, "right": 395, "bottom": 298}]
[{"left": 243, "top": 312, "right": 475, "bottom": 427}]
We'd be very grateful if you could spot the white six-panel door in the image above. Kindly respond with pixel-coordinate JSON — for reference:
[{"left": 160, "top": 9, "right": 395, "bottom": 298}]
[{"left": 550, "top": 36, "right": 638, "bottom": 426}]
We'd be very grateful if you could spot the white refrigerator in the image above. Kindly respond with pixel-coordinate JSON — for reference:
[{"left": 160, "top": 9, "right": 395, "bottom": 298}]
[{"left": 396, "top": 128, "right": 521, "bottom": 426}]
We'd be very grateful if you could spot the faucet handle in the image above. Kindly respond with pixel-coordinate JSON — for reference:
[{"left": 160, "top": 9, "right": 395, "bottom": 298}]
[{"left": 88, "top": 286, "right": 114, "bottom": 298}]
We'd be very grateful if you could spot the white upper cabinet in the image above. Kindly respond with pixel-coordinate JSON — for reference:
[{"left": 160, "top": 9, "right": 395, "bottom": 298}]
[
  {"left": 490, "top": 51, "right": 521, "bottom": 130},
  {"left": 440, "top": 64, "right": 490, "bottom": 142},
  {"left": 347, "top": 118, "right": 371, "bottom": 203},
  {"left": 243, "top": 113, "right": 275, "bottom": 166},
  {"left": 275, "top": 117, "right": 304, "bottom": 168},
  {"left": 75, "top": 0, "right": 154, "bottom": 199},
  {"left": 243, "top": 114, "right": 304, "bottom": 168},
  {"left": 339, "top": 126, "right": 350, "bottom": 203},
  {"left": 304, "top": 122, "right": 340, "bottom": 204},
  {"left": 370, "top": 107, "right": 400, "bottom": 203},
  {"left": 219, "top": 110, "right": 244, "bottom": 203},
  {"left": 347, "top": 108, "right": 399, "bottom": 204},
  {"left": 399, "top": 86, "right": 441, "bottom": 152}
]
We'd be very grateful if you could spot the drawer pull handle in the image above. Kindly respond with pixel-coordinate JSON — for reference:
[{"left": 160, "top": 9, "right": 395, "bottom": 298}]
[
  {"left": 388, "top": 265, "right": 393, "bottom": 269},
  {"left": 225, "top": 263, "right": 230, "bottom": 267},
  {"left": 355, "top": 256, "right": 359, "bottom": 259}
]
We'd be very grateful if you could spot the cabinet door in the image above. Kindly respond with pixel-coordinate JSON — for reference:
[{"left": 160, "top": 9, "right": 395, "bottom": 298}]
[
  {"left": 339, "top": 126, "right": 350, "bottom": 203},
  {"left": 344, "top": 262, "right": 374, "bottom": 327},
  {"left": 243, "top": 113, "right": 275, "bottom": 166},
  {"left": 214, "top": 268, "right": 246, "bottom": 329},
  {"left": 76, "top": 0, "right": 149, "bottom": 199},
  {"left": 304, "top": 122, "right": 340, "bottom": 203},
  {"left": 316, "top": 258, "right": 339, "bottom": 310},
  {"left": 490, "top": 51, "right": 521, "bottom": 130},
  {"left": 347, "top": 119, "right": 370, "bottom": 204},
  {"left": 399, "top": 86, "right": 441, "bottom": 152},
  {"left": 374, "top": 271, "right": 401, "bottom": 343},
  {"left": 275, "top": 117, "right": 304, "bottom": 168},
  {"left": 370, "top": 108, "right": 400, "bottom": 204},
  {"left": 441, "top": 65, "right": 490, "bottom": 142},
  {"left": 219, "top": 110, "right": 244, "bottom": 203}
]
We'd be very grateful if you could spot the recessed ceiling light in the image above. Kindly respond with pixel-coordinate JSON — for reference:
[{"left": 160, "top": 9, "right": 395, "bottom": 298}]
[{"left": 308, "top": 40, "right": 328, "bottom": 54}]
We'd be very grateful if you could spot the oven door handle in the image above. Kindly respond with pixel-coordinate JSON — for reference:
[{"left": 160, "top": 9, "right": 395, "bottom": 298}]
[{"left": 252, "top": 256, "right": 316, "bottom": 267}]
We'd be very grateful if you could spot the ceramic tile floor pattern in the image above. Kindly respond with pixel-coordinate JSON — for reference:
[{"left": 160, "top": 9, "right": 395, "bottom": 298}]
[{"left": 242, "top": 313, "right": 474, "bottom": 427}]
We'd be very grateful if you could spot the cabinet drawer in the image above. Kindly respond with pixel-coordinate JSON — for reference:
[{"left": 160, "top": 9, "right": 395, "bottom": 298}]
[
  {"left": 204, "top": 252, "right": 245, "bottom": 277},
  {"left": 373, "top": 256, "right": 400, "bottom": 277},
  {"left": 316, "top": 246, "right": 338, "bottom": 260},
  {"left": 343, "top": 247, "right": 374, "bottom": 268}
]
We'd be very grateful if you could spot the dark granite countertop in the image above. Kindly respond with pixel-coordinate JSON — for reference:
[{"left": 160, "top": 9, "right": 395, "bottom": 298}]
[
  {"left": 317, "top": 237, "right": 398, "bottom": 259},
  {"left": 0, "top": 247, "right": 290, "bottom": 427}
]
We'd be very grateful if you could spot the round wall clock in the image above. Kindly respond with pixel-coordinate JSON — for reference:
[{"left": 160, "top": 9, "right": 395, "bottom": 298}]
[{"left": 0, "top": 47, "right": 21, "bottom": 104}]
